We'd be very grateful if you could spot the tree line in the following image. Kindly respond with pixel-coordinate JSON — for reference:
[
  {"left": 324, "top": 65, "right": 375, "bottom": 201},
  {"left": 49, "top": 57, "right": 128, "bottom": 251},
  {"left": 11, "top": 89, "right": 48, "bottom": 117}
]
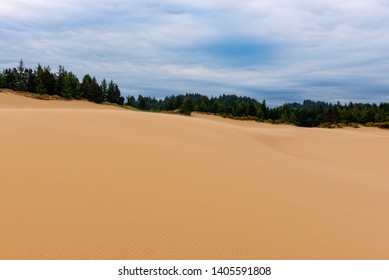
[
  {"left": 0, "top": 60, "right": 124, "bottom": 105},
  {"left": 2, "top": 60, "right": 389, "bottom": 128},
  {"left": 125, "top": 94, "right": 389, "bottom": 128}
]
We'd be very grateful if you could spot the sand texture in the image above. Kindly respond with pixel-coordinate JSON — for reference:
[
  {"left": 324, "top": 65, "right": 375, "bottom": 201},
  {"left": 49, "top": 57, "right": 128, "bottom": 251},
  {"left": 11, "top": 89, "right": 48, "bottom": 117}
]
[{"left": 1, "top": 90, "right": 389, "bottom": 260}]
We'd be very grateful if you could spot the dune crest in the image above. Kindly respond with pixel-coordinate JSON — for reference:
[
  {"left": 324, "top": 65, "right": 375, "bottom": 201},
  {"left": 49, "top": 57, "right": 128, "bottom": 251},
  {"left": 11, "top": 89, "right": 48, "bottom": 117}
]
[{"left": 1, "top": 91, "right": 389, "bottom": 259}]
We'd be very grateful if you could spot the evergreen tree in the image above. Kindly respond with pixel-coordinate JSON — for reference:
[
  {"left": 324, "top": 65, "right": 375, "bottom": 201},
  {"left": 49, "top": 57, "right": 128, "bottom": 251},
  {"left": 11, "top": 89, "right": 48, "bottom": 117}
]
[
  {"left": 180, "top": 97, "right": 194, "bottom": 115},
  {"left": 0, "top": 72, "right": 6, "bottom": 88},
  {"left": 35, "top": 64, "right": 47, "bottom": 94},
  {"left": 163, "top": 95, "right": 175, "bottom": 111},
  {"left": 91, "top": 76, "right": 104, "bottom": 103},
  {"left": 115, "top": 83, "right": 124, "bottom": 105},
  {"left": 62, "top": 71, "right": 81, "bottom": 99},
  {"left": 57, "top": 65, "right": 66, "bottom": 96},
  {"left": 126, "top": 95, "right": 136, "bottom": 107},
  {"left": 2, "top": 69, "right": 15, "bottom": 89},
  {"left": 247, "top": 102, "right": 257, "bottom": 116},
  {"left": 101, "top": 78, "right": 108, "bottom": 101},
  {"left": 137, "top": 95, "right": 147, "bottom": 110},
  {"left": 260, "top": 100, "right": 268, "bottom": 119},
  {"left": 106, "top": 80, "right": 116, "bottom": 103},
  {"left": 106, "top": 80, "right": 124, "bottom": 105},
  {"left": 26, "top": 68, "right": 36, "bottom": 92},
  {"left": 42, "top": 65, "right": 57, "bottom": 94},
  {"left": 80, "top": 74, "right": 93, "bottom": 101},
  {"left": 81, "top": 75, "right": 104, "bottom": 103},
  {"left": 15, "top": 59, "right": 28, "bottom": 91}
]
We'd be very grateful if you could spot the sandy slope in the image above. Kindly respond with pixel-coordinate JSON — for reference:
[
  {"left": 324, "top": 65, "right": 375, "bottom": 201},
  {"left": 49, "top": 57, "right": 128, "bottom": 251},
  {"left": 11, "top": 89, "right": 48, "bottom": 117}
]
[{"left": 1, "top": 90, "right": 389, "bottom": 260}]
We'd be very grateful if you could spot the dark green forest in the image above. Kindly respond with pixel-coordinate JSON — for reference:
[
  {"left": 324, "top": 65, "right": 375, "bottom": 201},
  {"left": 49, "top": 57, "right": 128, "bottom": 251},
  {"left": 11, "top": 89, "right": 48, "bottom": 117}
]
[
  {"left": 2, "top": 60, "right": 389, "bottom": 128},
  {"left": 126, "top": 94, "right": 389, "bottom": 128},
  {"left": 0, "top": 60, "right": 124, "bottom": 105}
]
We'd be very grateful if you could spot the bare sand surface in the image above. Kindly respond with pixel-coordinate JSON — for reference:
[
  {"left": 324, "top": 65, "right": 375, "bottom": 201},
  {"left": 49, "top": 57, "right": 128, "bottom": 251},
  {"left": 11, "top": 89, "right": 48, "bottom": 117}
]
[{"left": 1, "top": 90, "right": 389, "bottom": 259}]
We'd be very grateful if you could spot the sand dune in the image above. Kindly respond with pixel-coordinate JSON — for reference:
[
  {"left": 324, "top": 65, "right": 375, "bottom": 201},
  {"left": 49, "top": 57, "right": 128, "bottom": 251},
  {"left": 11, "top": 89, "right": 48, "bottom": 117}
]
[{"left": 1, "top": 90, "right": 389, "bottom": 259}]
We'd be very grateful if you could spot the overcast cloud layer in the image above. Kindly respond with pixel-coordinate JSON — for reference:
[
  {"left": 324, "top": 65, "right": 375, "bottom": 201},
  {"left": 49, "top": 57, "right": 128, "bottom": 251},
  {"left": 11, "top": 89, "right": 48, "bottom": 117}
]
[{"left": 1, "top": 0, "right": 389, "bottom": 104}]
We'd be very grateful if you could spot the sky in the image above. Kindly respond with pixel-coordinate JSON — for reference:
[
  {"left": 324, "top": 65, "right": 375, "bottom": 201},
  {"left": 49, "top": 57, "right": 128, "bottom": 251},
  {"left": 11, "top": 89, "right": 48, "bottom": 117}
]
[{"left": 1, "top": 0, "right": 389, "bottom": 105}]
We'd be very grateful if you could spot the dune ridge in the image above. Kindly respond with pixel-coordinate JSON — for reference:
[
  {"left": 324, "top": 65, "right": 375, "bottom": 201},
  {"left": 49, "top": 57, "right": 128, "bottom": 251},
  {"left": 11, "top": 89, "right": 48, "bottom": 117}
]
[{"left": 1, "top": 90, "right": 389, "bottom": 259}]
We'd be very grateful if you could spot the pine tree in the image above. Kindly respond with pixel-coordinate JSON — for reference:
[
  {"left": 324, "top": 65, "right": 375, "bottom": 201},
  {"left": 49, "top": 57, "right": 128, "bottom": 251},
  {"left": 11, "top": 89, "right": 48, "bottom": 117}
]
[
  {"left": 101, "top": 78, "right": 108, "bottom": 101},
  {"left": 57, "top": 65, "right": 66, "bottom": 96},
  {"left": 0, "top": 71, "right": 6, "bottom": 88},
  {"left": 106, "top": 80, "right": 116, "bottom": 104},
  {"left": 114, "top": 83, "right": 124, "bottom": 105},
  {"left": 91, "top": 76, "right": 104, "bottom": 103},
  {"left": 61, "top": 71, "right": 80, "bottom": 99},
  {"left": 126, "top": 95, "right": 136, "bottom": 106},
  {"left": 35, "top": 64, "right": 47, "bottom": 94},
  {"left": 180, "top": 97, "right": 194, "bottom": 115},
  {"left": 80, "top": 74, "right": 93, "bottom": 100},
  {"left": 15, "top": 59, "right": 28, "bottom": 91},
  {"left": 137, "top": 95, "right": 147, "bottom": 110},
  {"left": 26, "top": 68, "right": 36, "bottom": 92}
]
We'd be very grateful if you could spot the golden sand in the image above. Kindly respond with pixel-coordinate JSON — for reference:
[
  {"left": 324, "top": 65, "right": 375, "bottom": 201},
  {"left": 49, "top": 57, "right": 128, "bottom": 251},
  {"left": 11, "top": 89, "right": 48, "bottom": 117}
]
[{"left": 1, "top": 90, "right": 389, "bottom": 259}]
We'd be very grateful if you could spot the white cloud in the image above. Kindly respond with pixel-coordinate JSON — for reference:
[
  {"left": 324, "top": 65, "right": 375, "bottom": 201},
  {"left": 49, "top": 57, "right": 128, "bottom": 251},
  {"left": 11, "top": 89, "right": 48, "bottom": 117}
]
[{"left": 1, "top": 0, "right": 389, "bottom": 104}]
